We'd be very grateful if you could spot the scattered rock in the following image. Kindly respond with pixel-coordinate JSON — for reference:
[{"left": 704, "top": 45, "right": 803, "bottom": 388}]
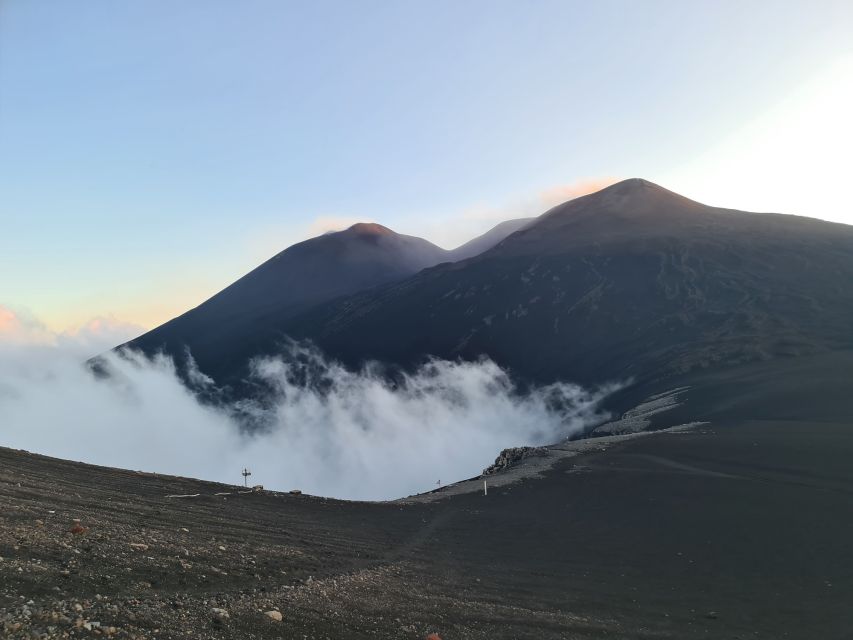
[
  {"left": 129, "top": 543, "right": 149, "bottom": 551},
  {"left": 69, "top": 519, "right": 87, "bottom": 535},
  {"left": 482, "top": 446, "right": 547, "bottom": 475},
  {"left": 264, "top": 610, "right": 283, "bottom": 622}
]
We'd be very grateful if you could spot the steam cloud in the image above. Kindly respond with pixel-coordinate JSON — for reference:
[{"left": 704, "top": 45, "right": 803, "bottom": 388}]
[{"left": 0, "top": 339, "right": 616, "bottom": 501}]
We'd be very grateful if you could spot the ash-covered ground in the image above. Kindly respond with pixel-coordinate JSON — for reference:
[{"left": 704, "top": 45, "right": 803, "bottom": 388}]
[{"left": 2, "top": 353, "right": 853, "bottom": 639}]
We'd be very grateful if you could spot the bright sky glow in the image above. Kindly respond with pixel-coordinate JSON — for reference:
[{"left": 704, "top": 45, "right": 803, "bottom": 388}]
[
  {"left": 1, "top": 1, "right": 851, "bottom": 335},
  {"left": 664, "top": 54, "right": 853, "bottom": 222}
]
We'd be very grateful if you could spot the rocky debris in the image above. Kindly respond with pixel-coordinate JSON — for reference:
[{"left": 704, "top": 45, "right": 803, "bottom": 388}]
[
  {"left": 591, "top": 387, "right": 689, "bottom": 436},
  {"left": 482, "top": 446, "right": 547, "bottom": 475},
  {"left": 289, "top": 489, "right": 302, "bottom": 495},
  {"left": 0, "top": 438, "right": 731, "bottom": 640},
  {"left": 68, "top": 519, "right": 86, "bottom": 535}
]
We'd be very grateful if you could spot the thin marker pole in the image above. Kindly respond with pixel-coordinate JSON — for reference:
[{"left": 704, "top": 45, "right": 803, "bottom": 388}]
[{"left": 484, "top": 480, "right": 488, "bottom": 496}]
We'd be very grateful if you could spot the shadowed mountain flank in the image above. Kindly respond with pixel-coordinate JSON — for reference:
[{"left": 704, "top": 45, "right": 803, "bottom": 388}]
[
  {"left": 281, "top": 179, "right": 853, "bottom": 386},
  {"left": 122, "top": 223, "right": 448, "bottom": 379},
  {"left": 122, "top": 219, "right": 529, "bottom": 381},
  {"left": 447, "top": 217, "right": 535, "bottom": 261}
]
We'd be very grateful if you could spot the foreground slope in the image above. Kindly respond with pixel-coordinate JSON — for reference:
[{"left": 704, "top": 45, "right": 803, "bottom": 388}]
[
  {"left": 2, "top": 353, "right": 852, "bottom": 639},
  {"left": 286, "top": 179, "right": 853, "bottom": 385}
]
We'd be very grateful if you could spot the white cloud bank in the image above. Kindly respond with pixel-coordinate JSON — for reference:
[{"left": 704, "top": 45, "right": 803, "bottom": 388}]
[
  {"left": 0, "top": 304, "right": 144, "bottom": 359},
  {"left": 0, "top": 310, "right": 616, "bottom": 501}
]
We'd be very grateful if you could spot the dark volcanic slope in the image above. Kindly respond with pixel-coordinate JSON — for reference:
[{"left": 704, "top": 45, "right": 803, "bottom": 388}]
[
  {"left": 2, "top": 354, "right": 853, "bottom": 639},
  {"left": 285, "top": 179, "right": 853, "bottom": 386},
  {"left": 123, "top": 220, "right": 529, "bottom": 382},
  {"left": 123, "top": 223, "right": 445, "bottom": 379},
  {"left": 446, "top": 216, "right": 534, "bottom": 261}
]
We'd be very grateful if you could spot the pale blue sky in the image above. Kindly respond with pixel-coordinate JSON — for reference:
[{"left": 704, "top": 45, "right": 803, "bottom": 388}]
[{"left": 1, "top": 0, "right": 852, "bottom": 332}]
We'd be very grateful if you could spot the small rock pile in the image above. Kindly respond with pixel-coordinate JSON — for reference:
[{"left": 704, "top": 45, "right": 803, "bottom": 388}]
[{"left": 482, "top": 446, "right": 547, "bottom": 475}]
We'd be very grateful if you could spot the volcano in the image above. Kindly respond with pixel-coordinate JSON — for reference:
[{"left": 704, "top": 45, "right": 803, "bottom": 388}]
[{"left": 281, "top": 179, "right": 853, "bottom": 386}]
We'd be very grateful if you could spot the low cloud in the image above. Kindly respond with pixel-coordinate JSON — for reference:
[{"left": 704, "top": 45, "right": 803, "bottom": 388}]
[
  {"left": 305, "top": 216, "right": 371, "bottom": 237},
  {"left": 538, "top": 177, "right": 620, "bottom": 210},
  {"left": 247, "top": 178, "right": 622, "bottom": 256},
  {"left": 464, "top": 176, "right": 620, "bottom": 222},
  {"left": 0, "top": 335, "right": 617, "bottom": 501},
  {"left": 420, "top": 176, "right": 620, "bottom": 249},
  {"left": 0, "top": 304, "right": 144, "bottom": 359},
  {"left": 0, "top": 305, "right": 55, "bottom": 346}
]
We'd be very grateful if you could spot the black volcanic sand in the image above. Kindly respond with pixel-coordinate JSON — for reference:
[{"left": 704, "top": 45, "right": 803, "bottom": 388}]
[{"left": 2, "top": 355, "right": 853, "bottom": 639}]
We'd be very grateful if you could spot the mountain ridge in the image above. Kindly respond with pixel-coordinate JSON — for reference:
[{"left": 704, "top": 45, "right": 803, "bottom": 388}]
[
  {"left": 123, "top": 178, "right": 853, "bottom": 392},
  {"left": 122, "top": 215, "right": 536, "bottom": 380},
  {"left": 277, "top": 179, "right": 853, "bottom": 386}
]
